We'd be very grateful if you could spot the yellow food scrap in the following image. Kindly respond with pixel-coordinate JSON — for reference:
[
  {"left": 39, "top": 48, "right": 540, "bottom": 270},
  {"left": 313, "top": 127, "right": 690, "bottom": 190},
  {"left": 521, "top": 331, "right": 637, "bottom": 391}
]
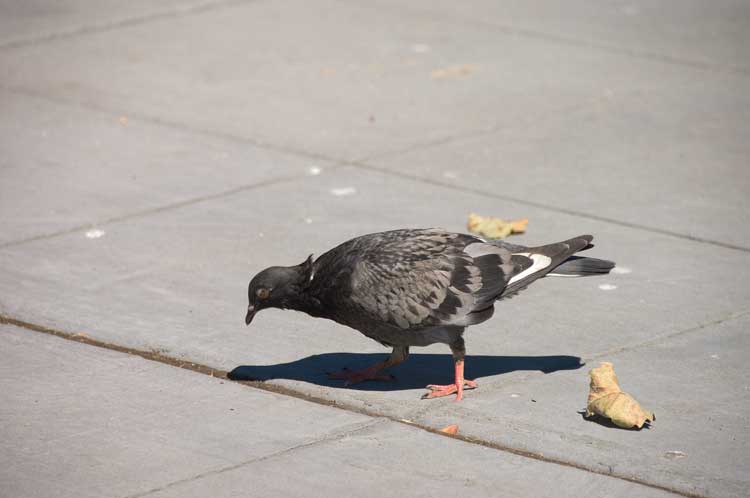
[
  {"left": 585, "top": 362, "right": 655, "bottom": 429},
  {"left": 467, "top": 213, "right": 528, "bottom": 239}
]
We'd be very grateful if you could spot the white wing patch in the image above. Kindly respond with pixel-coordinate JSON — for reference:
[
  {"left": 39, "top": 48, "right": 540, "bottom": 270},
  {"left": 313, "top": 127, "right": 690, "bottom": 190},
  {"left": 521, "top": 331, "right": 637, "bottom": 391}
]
[{"left": 509, "top": 253, "right": 552, "bottom": 285}]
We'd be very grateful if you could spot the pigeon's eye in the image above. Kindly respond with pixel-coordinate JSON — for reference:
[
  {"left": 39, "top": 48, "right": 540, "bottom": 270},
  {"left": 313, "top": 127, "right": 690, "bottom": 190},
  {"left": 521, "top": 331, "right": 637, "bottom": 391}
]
[{"left": 256, "top": 288, "right": 271, "bottom": 300}]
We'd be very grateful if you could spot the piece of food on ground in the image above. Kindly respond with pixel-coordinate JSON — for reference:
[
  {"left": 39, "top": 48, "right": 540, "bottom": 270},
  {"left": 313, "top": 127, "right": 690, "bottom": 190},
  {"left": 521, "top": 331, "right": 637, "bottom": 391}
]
[
  {"left": 467, "top": 213, "right": 528, "bottom": 239},
  {"left": 585, "top": 362, "right": 655, "bottom": 429}
]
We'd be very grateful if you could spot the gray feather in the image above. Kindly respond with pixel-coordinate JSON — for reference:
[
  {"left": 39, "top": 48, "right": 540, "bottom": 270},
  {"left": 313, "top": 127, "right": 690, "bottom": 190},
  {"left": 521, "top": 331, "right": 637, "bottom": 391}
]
[
  {"left": 549, "top": 256, "right": 615, "bottom": 276},
  {"left": 309, "top": 229, "right": 514, "bottom": 337}
]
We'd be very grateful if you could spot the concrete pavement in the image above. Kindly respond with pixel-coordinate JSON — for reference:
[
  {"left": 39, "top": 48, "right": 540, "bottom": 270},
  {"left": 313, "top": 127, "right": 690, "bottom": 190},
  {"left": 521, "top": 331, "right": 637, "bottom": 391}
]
[
  {"left": 1, "top": 324, "right": 679, "bottom": 498},
  {"left": 1, "top": 1, "right": 748, "bottom": 497}
]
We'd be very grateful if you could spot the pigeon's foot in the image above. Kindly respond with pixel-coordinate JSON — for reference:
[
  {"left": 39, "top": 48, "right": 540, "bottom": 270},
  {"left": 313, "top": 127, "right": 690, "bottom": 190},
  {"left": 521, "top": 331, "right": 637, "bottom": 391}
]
[
  {"left": 422, "top": 380, "right": 477, "bottom": 401},
  {"left": 327, "top": 366, "right": 395, "bottom": 386},
  {"left": 421, "top": 359, "right": 476, "bottom": 401}
]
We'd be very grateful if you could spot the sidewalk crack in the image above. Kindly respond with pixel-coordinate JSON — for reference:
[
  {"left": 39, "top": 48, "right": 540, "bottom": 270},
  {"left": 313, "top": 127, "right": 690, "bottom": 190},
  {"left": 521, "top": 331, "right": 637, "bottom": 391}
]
[
  {"left": 123, "top": 418, "right": 385, "bottom": 498},
  {"left": 2, "top": 314, "right": 707, "bottom": 498},
  {"left": 0, "top": 0, "right": 260, "bottom": 51},
  {"left": 585, "top": 308, "right": 750, "bottom": 362}
]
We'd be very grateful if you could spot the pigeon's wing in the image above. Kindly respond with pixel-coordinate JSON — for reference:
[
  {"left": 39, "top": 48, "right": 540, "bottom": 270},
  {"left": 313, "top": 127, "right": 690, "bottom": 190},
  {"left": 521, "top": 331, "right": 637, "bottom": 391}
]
[{"left": 347, "top": 229, "right": 518, "bottom": 330}]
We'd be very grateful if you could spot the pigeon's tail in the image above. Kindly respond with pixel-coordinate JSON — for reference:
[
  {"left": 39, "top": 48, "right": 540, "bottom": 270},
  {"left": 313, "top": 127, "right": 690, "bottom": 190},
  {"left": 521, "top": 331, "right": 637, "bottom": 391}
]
[
  {"left": 548, "top": 256, "right": 615, "bottom": 277},
  {"left": 501, "top": 235, "right": 611, "bottom": 299}
]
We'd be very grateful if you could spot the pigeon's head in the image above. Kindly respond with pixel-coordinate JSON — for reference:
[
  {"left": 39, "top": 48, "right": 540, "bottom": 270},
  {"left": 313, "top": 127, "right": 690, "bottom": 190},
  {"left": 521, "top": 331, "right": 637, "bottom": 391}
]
[{"left": 245, "top": 255, "right": 314, "bottom": 325}]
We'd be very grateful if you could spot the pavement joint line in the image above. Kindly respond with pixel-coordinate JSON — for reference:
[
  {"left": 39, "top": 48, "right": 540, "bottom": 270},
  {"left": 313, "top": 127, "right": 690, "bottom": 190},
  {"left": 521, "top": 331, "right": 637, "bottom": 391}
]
[
  {"left": 3, "top": 87, "right": 748, "bottom": 255},
  {"left": 124, "top": 419, "right": 386, "bottom": 498},
  {"left": 463, "top": 20, "right": 750, "bottom": 77},
  {"left": 0, "top": 170, "right": 346, "bottom": 250},
  {"left": 340, "top": 0, "right": 750, "bottom": 77},
  {"left": 355, "top": 101, "right": 593, "bottom": 165},
  {"left": 1, "top": 0, "right": 744, "bottom": 78},
  {"left": 584, "top": 308, "right": 750, "bottom": 364},
  {"left": 0, "top": 314, "right": 704, "bottom": 498},
  {"left": 0, "top": 0, "right": 262, "bottom": 52},
  {"left": 351, "top": 162, "right": 750, "bottom": 254},
  {"left": 479, "top": 308, "right": 750, "bottom": 393},
  {"left": 0, "top": 85, "right": 350, "bottom": 168}
]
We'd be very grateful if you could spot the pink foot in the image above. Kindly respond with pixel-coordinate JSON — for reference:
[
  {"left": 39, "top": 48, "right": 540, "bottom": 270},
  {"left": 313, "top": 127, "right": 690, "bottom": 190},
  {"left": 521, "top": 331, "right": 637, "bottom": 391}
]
[
  {"left": 422, "top": 379, "right": 477, "bottom": 400},
  {"left": 327, "top": 365, "right": 394, "bottom": 386},
  {"left": 422, "top": 360, "right": 477, "bottom": 401}
]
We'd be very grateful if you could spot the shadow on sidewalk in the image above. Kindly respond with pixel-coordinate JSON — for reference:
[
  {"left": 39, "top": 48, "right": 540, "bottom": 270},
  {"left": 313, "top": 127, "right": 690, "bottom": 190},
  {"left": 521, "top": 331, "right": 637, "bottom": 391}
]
[
  {"left": 228, "top": 353, "right": 583, "bottom": 391},
  {"left": 577, "top": 411, "right": 653, "bottom": 431}
]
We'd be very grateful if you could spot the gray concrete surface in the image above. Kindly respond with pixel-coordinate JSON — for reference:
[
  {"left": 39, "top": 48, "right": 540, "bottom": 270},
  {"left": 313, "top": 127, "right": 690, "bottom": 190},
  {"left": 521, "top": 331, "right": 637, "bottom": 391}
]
[
  {"left": 0, "top": 325, "right": 677, "bottom": 498},
  {"left": 368, "top": 0, "right": 750, "bottom": 72},
  {"left": 0, "top": 91, "right": 328, "bottom": 245},
  {"left": 1, "top": 1, "right": 748, "bottom": 497},
  {"left": 0, "top": 0, "right": 239, "bottom": 47}
]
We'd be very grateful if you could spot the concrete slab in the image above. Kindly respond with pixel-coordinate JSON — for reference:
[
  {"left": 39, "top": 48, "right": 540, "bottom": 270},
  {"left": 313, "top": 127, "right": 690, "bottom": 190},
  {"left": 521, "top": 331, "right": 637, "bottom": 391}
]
[
  {"left": 0, "top": 90, "right": 327, "bottom": 245},
  {"left": 366, "top": 0, "right": 750, "bottom": 71},
  {"left": 1, "top": 2, "right": 747, "bottom": 496},
  {"left": 4, "top": 0, "right": 745, "bottom": 164},
  {"left": 145, "top": 419, "right": 676, "bottom": 498},
  {"left": 0, "top": 323, "right": 373, "bottom": 498},
  {"left": 369, "top": 98, "right": 750, "bottom": 250},
  {"left": 414, "top": 312, "right": 750, "bottom": 498},
  {"left": 0, "top": 324, "right": 676, "bottom": 498},
  {"left": 0, "top": 166, "right": 748, "bottom": 419},
  {"left": 0, "top": 0, "right": 233, "bottom": 48}
]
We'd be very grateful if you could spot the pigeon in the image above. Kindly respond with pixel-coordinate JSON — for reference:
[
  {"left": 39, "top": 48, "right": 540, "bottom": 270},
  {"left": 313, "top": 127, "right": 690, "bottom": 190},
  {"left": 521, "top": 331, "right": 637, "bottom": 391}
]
[{"left": 245, "top": 228, "right": 614, "bottom": 400}]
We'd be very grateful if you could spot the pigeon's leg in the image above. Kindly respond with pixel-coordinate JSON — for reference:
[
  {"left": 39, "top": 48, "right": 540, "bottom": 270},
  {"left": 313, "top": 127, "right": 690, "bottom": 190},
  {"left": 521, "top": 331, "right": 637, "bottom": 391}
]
[
  {"left": 328, "top": 346, "right": 409, "bottom": 386},
  {"left": 423, "top": 337, "right": 477, "bottom": 401}
]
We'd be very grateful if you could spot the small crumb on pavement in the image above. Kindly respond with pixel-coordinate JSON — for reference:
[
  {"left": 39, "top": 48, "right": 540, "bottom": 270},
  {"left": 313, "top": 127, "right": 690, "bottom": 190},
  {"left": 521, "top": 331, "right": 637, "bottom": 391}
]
[
  {"left": 331, "top": 187, "right": 357, "bottom": 196},
  {"left": 664, "top": 451, "right": 687, "bottom": 460}
]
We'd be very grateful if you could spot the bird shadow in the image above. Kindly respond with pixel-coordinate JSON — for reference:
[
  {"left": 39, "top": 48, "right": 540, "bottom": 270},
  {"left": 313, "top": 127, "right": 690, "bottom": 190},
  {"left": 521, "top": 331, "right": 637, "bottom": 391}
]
[{"left": 228, "top": 353, "right": 584, "bottom": 391}]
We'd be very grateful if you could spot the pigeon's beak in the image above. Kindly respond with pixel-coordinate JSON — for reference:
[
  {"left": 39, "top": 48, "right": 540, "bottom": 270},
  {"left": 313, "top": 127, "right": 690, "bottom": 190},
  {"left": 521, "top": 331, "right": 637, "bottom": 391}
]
[{"left": 245, "top": 305, "right": 256, "bottom": 326}]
